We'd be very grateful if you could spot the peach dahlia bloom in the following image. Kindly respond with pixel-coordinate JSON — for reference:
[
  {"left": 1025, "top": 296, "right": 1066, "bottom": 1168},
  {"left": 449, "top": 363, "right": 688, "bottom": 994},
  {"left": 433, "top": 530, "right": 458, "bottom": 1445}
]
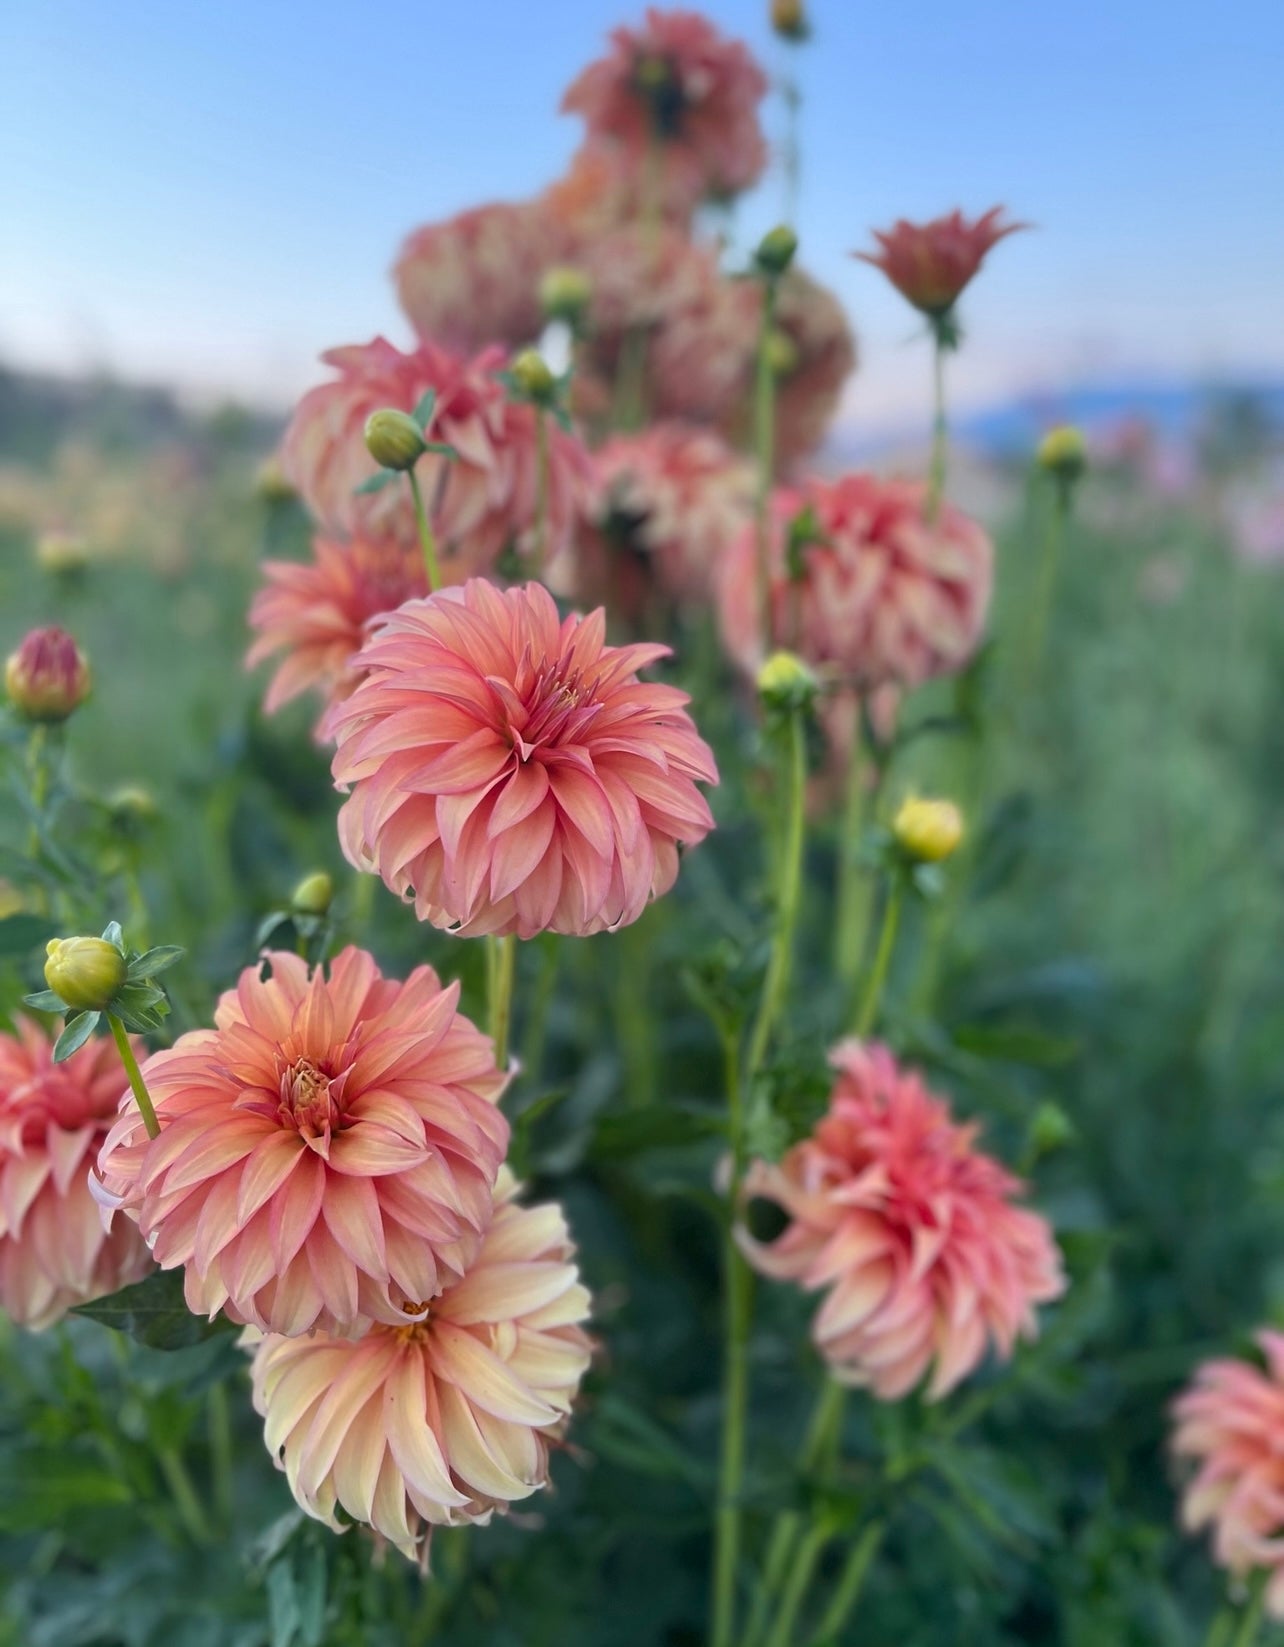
[
  {"left": 855, "top": 206, "right": 1027, "bottom": 318},
  {"left": 741, "top": 1041, "right": 1064, "bottom": 1400},
  {"left": 96, "top": 948, "right": 508, "bottom": 1337},
  {"left": 1172, "top": 1332, "right": 1284, "bottom": 1616},
  {"left": 330, "top": 579, "right": 718, "bottom": 938},
  {"left": 248, "top": 1170, "right": 592, "bottom": 1562},
  {"left": 562, "top": 8, "right": 768, "bottom": 213},
  {"left": 0, "top": 1017, "right": 152, "bottom": 1330},
  {"left": 247, "top": 536, "right": 428, "bottom": 720},
  {"left": 717, "top": 473, "right": 993, "bottom": 689}
]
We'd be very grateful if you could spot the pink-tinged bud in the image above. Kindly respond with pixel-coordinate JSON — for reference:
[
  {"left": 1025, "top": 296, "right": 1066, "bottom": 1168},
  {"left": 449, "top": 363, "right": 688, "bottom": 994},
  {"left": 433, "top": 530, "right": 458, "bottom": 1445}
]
[
  {"left": 4, "top": 627, "right": 91, "bottom": 723},
  {"left": 44, "top": 936, "right": 127, "bottom": 1012}
]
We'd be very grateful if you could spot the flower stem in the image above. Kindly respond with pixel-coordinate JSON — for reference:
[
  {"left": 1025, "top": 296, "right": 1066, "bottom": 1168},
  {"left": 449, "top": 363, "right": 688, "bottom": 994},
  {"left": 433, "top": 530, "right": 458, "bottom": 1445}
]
[
  {"left": 853, "top": 878, "right": 902, "bottom": 1038},
  {"left": 487, "top": 933, "right": 516, "bottom": 1072},
  {"left": 753, "top": 280, "right": 779, "bottom": 655},
  {"left": 157, "top": 1446, "right": 212, "bottom": 1545},
  {"left": 531, "top": 407, "right": 550, "bottom": 578},
  {"left": 1025, "top": 480, "right": 1070, "bottom": 689},
  {"left": 763, "top": 1519, "right": 831, "bottom": 1647},
  {"left": 1227, "top": 1573, "right": 1268, "bottom": 1647},
  {"left": 207, "top": 1382, "right": 234, "bottom": 1531},
  {"left": 745, "top": 707, "right": 807, "bottom": 1080},
  {"left": 108, "top": 1012, "right": 159, "bottom": 1139},
  {"left": 833, "top": 709, "right": 872, "bottom": 995},
  {"left": 926, "top": 326, "right": 948, "bottom": 522},
  {"left": 407, "top": 468, "right": 442, "bottom": 593},
  {"left": 813, "top": 1520, "right": 886, "bottom": 1642}
]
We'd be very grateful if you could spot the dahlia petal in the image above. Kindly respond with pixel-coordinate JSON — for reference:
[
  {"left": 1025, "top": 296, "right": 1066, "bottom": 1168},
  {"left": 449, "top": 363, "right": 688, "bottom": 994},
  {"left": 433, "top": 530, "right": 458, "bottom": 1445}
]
[
  {"left": 430, "top": 1320, "right": 560, "bottom": 1424},
  {"left": 328, "top": 1125, "right": 432, "bottom": 1177},
  {"left": 323, "top": 1175, "right": 389, "bottom": 1279}
]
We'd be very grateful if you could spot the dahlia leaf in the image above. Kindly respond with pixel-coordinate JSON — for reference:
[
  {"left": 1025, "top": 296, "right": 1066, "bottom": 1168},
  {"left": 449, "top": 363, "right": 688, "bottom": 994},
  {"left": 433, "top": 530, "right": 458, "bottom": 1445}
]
[
  {"left": 100, "top": 920, "right": 125, "bottom": 950},
  {"left": 354, "top": 470, "right": 398, "bottom": 496},
  {"left": 20, "top": 988, "right": 65, "bottom": 1013},
  {"left": 72, "top": 1267, "right": 237, "bottom": 1349},
  {"left": 128, "top": 945, "right": 185, "bottom": 980},
  {"left": 53, "top": 1011, "right": 100, "bottom": 1061},
  {"left": 411, "top": 388, "right": 437, "bottom": 430}
]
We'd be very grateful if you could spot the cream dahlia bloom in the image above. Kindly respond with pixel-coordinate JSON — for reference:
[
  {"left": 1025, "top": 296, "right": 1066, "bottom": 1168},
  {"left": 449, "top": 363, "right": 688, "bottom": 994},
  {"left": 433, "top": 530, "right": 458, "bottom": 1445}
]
[
  {"left": 96, "top": 948, "right": 508, "bottom": 1337},
  {"left": 330, "top": 579, "right": 717, "bottom": 938},
  {"left": 248, "top": 1171, "right": 591, "bottom": 1561},
  {"left": 741, "top": 1041, "right": 1064, "bottom": 1400},
  {"left": 1172, "top": 1332, "right": 1284, "bottom": 1617},
  {"left": 0, "top": 1017, "right": 152, "bottom": 1330}
]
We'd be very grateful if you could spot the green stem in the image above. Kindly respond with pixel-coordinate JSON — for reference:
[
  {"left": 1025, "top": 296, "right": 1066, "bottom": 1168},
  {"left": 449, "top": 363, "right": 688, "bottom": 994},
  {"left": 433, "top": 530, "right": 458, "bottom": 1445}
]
[
  {"left": 1228, "top": 1572, "right": 1268, "bottom": 1647},
  {"left": 926, "top": 327, "right": 948, "bottom": 522},
  {"left": 407, "top": 468, "right": 442, "bottom": 593},
  {"left": 207, "top": 1382, "right": 234, "bottom": 1531},
  {"left": 763, "top": 1520, "right": 831, "bottom": 1647},
  {"left": 813, "top": 1521, "right": 886, "bottom": 1643},
  {"left": 753, "top": 280, "right": 779, "bottom": 654},
  {"left": 488, "top": 933, "right": 516, "bottom": 1072},
  {"left": 1025, "top": 482, "right": 1070, "bottom": 688},
  {"left": 833, "top": 710, "right": 871, "bottom": 995},
  {"left": 532, "top": 408, "right": 549, "bottom": 578},
  {"left": 25, "top": 726, "right": 50, "bottom": 910},
  {"left": 745, "top": 708, "right": 807, "bottom": 1080},
  {"left": 157, "top": 1447, "right": 212, "bottom": 1545},
  {"left": 853, "top": 878, "right": 902, "bottom": 1038},
  {"left": 108, "top": 1012, "right": 160, "bottom": 1139}
]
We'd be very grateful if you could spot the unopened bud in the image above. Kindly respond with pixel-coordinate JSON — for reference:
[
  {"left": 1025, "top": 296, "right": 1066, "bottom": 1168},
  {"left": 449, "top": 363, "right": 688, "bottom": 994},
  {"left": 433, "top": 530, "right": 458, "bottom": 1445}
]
[
  {"left": 764, "top": 328, "right": 800, "bottom": 378},
  {"left": 36, "top": 531, "right": 90, "bottom": 575},
  {"left": 108, "top": 785, "right": 159, "bottom": 827},
  {"left": 363, "top": 409, "right": 428, "bottom": 473},
  {"left": 540, "top": 265, "right": 593, "bottom": 327},
  {"left": 510, "top": 350, "right": 558, "bottom": 406},
  {"left": 1037, "top": 425, "right": 1087, "bottom": 485},
  {"left": 755, "top": 225, "right": 799, "bottom": 280},
  {"left": 892, "top": 796, "right": 964, "bottom": 864},
  {"left": 1029, "top": 1100, "right": 1075, "bottom": 1157},
  {"left": 44, "top": 936, "right": 127, "bottom": 1012},
  {"left": 255, "top": 456, "right": 297, "bottom": 504},
  {"left": 291, "top": 871, "right": 334, "bottom": 918},
  {"left": 5, "top": 627, "right": 92, "bottom": 723},
  {"left": 771, "top": 0, "right": 809, "bottom": 39},
  {"left": 756, "top": 649, "right": 818, "bottom": 712}
]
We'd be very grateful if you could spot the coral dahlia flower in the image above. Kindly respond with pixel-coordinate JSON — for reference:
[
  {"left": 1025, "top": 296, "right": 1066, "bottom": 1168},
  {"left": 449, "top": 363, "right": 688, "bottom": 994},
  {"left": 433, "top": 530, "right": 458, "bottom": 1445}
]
[
  {"left": 96, "top": 948, "right": 508, "bottom": 1337},
  {"left": 247, "top": 536, "right": 428, "bottom": 722},
  {"left": 1172, "top": 1332, "right": 1284, "bottom": 1616},
  {"left": 855, "top": 207, "right": 1027, "bottom": 318},
  {"left": 248, "top": 1170, "right": 592, "bottom": 1561},
  {"left": 330, "top": 579, "right": 718, "bottom": 938},
  {"left": 741, "top": 1041, "right": 1064, "bottom": 1399},
  {"left": 562, "top": 8, "right": 768, "bottom": 214},
  {"left": 0, "top": 1017, "right": 152, "bottom": 1330},
  {"left": 717, "top": 473, "right": 993, "bottom": 688}
]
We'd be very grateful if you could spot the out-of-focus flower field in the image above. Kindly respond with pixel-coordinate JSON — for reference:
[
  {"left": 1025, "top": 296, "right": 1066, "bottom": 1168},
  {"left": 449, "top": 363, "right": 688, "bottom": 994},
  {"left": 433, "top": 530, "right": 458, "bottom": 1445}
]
[{"left": 3, "top": 7, "right": 1284, "bottom": 1644}]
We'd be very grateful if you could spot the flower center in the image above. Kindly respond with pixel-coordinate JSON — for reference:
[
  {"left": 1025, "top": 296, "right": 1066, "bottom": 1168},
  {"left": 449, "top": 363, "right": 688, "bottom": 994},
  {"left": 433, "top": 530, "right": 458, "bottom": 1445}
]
[
  {"left": 509, "top": 663, "right": 603, "bottom": 759},
  {"left": 278, "top": 1057, "right": 341, "bottom": 1142},
  {"left": 392, "top": 1300, "right": 433, "bottom": 1343}
]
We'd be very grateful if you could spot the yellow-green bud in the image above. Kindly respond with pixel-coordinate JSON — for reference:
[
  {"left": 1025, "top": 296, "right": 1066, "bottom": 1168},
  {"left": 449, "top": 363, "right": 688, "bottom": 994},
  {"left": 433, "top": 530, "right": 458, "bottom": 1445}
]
[
  {"left": 540, "top": 265, "right": 592, "bottom": 327},
  {"left": 756, "top": 649, "right": 818, "bottom": 712},
  {"left": 771, "top": 0, "right": 809, "bottom": 39},
  {"left": 1029, "top": 1100, "right": 1075, "bottom": 1157},
  {"left": 764, "top": 328, "right": 800, "bottom": 378},
  {"left": 5, "top": 627, "right": 92, "bottom": 724},
  {"left": 255, "top": 456, "right": 297, "bottom": 504},
  {"left": 35, "top": 531, "right": 90, "bottom": 575},
  {"left": 755, "top": 225, "right": 799, "bottom": 280},
  {"left": 291, "top": 871, "right": 334, "bottom": 918},
  {"left": 44, "top": 936, "right": 127, "bottom": 1012},
  {"left": 510, "top": 349, "right": 558, "bottom": 406},
  {"left": 1037, "top": 425, "right": 1087, "bottom": 484},
  {"left": 108, "top": 784, "right": 159, "bottom": 826},
  {"left": 363, "top": 409, "right": 428, "bottom": 472},
  {"left": 892, "top": 796, "right": 964, "bottom": 863}
]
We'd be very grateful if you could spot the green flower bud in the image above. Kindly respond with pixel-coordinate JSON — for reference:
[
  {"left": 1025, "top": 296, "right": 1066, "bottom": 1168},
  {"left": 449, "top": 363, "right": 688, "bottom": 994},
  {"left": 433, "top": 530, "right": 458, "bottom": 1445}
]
[
  {"left": 363, "top": 409, "right": 429, "bottom": 472},
  {"left": 510, "top": 350, "right": 558, "bottom": 406},
  {"left": 35, "top": 531, "right": 90, "bottom": 575},
  {"left": 755, "top": 225, "right": 799, "bottom": 280},
  {"left": 764, "top": 328, "right": 800, "bottom": 378},
  {"left": 540, "top": 265, "right": 593, "bottom": 327},
  {"left": 1037, "top": 425, "right": 1087, "bottom": 484},
  {"left": 255, "top": 456, "right": 297, "bottom": 504},
  {"left": 892, "top": 796, "right": 964, "bottom": 864},
  {"left": 291, "top": 871, "right": 334, "bottom": 918},
  {"left": 1029, "top": 1100, "right": 1076, "bottom": 1157},
  {"left": 5, "top": 627, "right": 92, "bottom": 724},
  {"left": 756, "top": 649, "right": 818, "bottom": 713},
  {"left": 771, "top": 0, "right": 810, "bottom": 40},
  {"left": 44, "top": 936, "right": 127, "bottom": 1012}
]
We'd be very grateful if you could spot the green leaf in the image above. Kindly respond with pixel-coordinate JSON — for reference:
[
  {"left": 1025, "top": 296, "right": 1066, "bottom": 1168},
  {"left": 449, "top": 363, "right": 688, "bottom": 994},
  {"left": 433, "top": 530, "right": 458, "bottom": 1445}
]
[
  {"left": 354, "top": 469, "right": 398, "bottom": 495},
  {"left": 951, "top": 1022, "right": 1080, "bottom": 1067},
  {"left": 421, "top": 439, "right": 458, "bottom": 458},
  {"left": 128, "top": 944, "right": 184, "bottom": 979},
  {"left": 411, "top": 388, "right": 437, "bottom": 429},
  {"left": 54, "top": 1011, "right": 100, "bottom": 1061},
  {"left": 0, "top": 912, "right": 56, "bottom": 954},
  {"left": 72, "top": 1267, "right": 239, "bottom": 1349},
  {"left": 21, "top": 988, "right": 65, "bottom": 1013}
]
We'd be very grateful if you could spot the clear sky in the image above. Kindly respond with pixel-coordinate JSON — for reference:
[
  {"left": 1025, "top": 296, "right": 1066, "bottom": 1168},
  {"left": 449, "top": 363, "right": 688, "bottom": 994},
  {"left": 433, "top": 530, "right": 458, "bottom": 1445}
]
[{"left": 3, "top": 0, "right": 1281, "bottom": 433}]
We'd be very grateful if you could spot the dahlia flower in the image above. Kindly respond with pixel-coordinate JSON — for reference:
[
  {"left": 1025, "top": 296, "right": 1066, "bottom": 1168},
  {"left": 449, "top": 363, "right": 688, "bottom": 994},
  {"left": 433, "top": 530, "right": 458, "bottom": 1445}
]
[
  {"left": 0, "top": 1017, "right": 152, "bottom": 1330},
  {"left": 5, "top": 626, "right": 92, "bottom": 724},
  {"left": 717, "top": 473, "right": 993, "bottom": 688},
  {"left": 96, "top": 947, "right": 508, "bottom": 1337},
  {"left": 1172, "top": 1332, "right": 1284, "bottom": 1616},
  {"left": 855, "top": 206, "right": 1027, "bottom": 318},
  {"left": 394, "top": 200, "right": 569, "bottom": 354},
  {"left": 562, "top": 8, "right": 768, "bottom": 213},
  {"left": 330, "top": 579, "right": 718, "bottom": 938},
  {"left": 247, "top": 536, "right": 428, "bottom": 721},
  {"left": 282, "top": 337, "right": 592, "bottom": 576},
  {"left": 741, "top": 1040, "right": 1064, "bottom": 1400},
  {"left": 248, "top": 1170, "right": 591, "bottom": 1562}
]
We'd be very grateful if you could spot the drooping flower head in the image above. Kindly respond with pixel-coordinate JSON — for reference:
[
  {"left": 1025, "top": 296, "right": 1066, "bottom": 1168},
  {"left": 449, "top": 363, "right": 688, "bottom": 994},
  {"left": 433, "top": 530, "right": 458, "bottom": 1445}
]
[
  {"left": 562, "top": 8, "right": 768, "bottom": 213},
  {"left": 717, "top": 473, "right": 993, "bottom": 689},
  {"left": 741, "top": 1041, "right": 1064, "bottom": 1399},
  {"left": 855, "top": 206, "right": 1027, "bottom": 319},
  {"left": 96, "top": 948, "right": 508, "bottom": 1338},
  {"left": 330, "top": 579, "right": 718, "bottom": 938},
  {"left": 247, "top": 536, "right": 429, "bottom": 723},
  {"left": 0, "top": 1017, "right": 152, "bottom": 1330},
  {"left": 248, "top": 1170, "right": 592, "bottom": 1562},
  {"left": 1171, "top": 1332, "right": 1284, "bottom": 1617}
]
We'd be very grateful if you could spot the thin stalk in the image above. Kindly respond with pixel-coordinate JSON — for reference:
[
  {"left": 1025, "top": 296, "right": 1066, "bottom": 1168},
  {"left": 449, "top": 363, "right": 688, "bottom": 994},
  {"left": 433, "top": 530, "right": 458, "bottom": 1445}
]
[
  {"left": 407, "top": 468, "right": 442, "bottom": 592},
  {"left": 1025, "top": 482, "right": 1070, "bottom": 688},
  {"left": 780, "top": 71, "right": 801, "bottom": 227},
  {"left": 753, "top": 280, "right": 779, "bottom": 654},
  {"left": 207, "top": 1382, "right": 234, "bottom": 1531},
  {"left": 763, "top": 1519, "right": 831, "bottom": 1647},
  {"left": 532, "top": 408, "right": 550, "bottom": 578},
  {"left": 157, "top": 1447, "right": 212, "bottom": 1545},
  {"left": 833, "top": 711, "right": 871, "bottom": 995},
  {"left": 926, "top": 328, "right": 948, "bottom": 522},
  {"left": 813, "top": 1521, "right": 886, "bottom": 1643},
  {"left": 853, "top": 878, "right": 902, "bottom": 1038},
  {"left": 745, "top": 709, "right": 807, "bottom": 1079},
  {"left": 26, "top": 726, "right": 50, "bottom": 910},
  {"left": 108, "top": 1012, "right": 160, "bottom": 1139},
  {"left": 488, "top": 933, "right": 516, "bottom": 1072},
  {"left": 1228, "top": 1572, "right": 1268, "bottom": 1647}
]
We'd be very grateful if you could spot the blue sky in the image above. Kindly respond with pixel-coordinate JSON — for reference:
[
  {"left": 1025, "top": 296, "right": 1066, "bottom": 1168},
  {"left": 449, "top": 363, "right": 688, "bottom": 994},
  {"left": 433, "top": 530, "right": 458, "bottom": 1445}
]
[{"left": 3, "top": 0, "right": 1281, "bottom": 432}]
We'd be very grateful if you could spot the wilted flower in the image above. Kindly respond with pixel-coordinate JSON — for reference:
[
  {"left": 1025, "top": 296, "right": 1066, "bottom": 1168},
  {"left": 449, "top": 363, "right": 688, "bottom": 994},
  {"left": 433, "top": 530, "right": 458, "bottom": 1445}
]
[
  {"left": 5, "top": 626, "right": 91, "bottom": 724},
  {"left": 855, "top": 207, "right": 1027, "bottom": 318},
  {"left": 330, "top": 579, "right": 718, "bottom": 938},
  {"left": 562, "top": 8, "right": 768, "bottom": 214},
  {"left": 96, "top": 947, "right": 508, "bottom": 1337},
  {"left": 247, "top": 536, "right": 428, "bottom": 722},
  {"left": 248, "top": 1171, "right": 592, "bottom": 1561},
  {"left": 741, "top": 1041, "right": 1064, "bottom": 1399},
  {"left": 717, "top": 474, "right": 993, "bottom": 688},
  {"left": 892, "top": 796, "right": 964, "bottom": 863},
  {"left": 0, "top": 1017, "right": 152, "bottom": 1329},
  {"left": 1172, "top": 1332, "right": 1284, "bottom": 1617}
]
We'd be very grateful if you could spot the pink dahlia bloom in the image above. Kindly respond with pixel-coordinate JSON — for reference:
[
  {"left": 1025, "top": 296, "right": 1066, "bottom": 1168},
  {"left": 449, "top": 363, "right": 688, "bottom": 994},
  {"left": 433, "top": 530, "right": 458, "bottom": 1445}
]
[
  {"left": 282, "top": 337, "right": 592, "bottom": 576},
  {"left": 562, "top": 8, "right": 768, "bottom": 214},
  {"left": 96, "top": 948, "right": 508, "bottom": 1337},
  {"left": 248, "top": 1170, "right": 591, "bottom": 1561},
  {"left": 741, "top": 1041, "right": 1064, "bottom": 1400},
  {"left": 855, "top": 206, "right": 1027, "bottom": 317},
  {"left": 0, "top": 1017, "right": 152, "bottom": 1330},
  {"left": 247, "top": 536, "right": 428, "bottom": 720},
  {"left": 1172, "top": 1332, "right": 1284, "bottom": 1616},
  {"left": 330, "top": 579, "right": 718, "bottom": 938},
  {"left": 394, "top": 200, "right": 568, "bottom": 354},
  {"left": 717, "top": 474, "right": 994, "bottom": 688}
]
